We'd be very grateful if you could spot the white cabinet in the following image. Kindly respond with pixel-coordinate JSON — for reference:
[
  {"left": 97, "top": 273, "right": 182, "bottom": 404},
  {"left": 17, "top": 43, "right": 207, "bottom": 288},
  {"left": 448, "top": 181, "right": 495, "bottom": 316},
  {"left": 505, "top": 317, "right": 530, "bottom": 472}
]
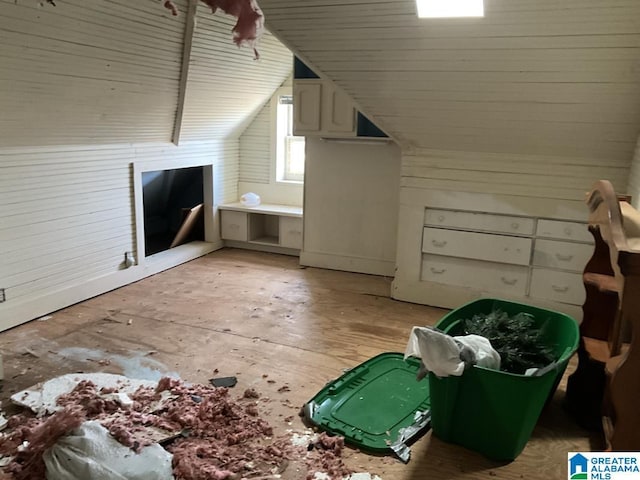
[
  {"left": 422, "top": 227, "right": 532, "bottom": 266},
  {"left": 280, "top": 216, "right": 303, "bottom": 249},
  {"left": 293, "top": 79, "right": 356, "bottom": 137},
  {"left": 293, "top": 81, "right": 321, "bottom": 133},
  {"left": 219, "top": 203, "right": 303, "bottom": 255},
  {"left": 220, "top": 210, "right": 248, "bottom": 242},
  {"left": 421, "top": 255, "right": 529, "bottom": 296},
  {"left": 420, "top": 207, "right": 593, "bottom": 311}
]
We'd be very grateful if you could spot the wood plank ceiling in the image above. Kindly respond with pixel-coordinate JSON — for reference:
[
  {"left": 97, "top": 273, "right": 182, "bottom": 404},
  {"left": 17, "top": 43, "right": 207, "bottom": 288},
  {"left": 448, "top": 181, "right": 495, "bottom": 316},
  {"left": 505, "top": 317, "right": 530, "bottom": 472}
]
[{"left": 260, "top": 0, "right": 640, "bottom": 161}]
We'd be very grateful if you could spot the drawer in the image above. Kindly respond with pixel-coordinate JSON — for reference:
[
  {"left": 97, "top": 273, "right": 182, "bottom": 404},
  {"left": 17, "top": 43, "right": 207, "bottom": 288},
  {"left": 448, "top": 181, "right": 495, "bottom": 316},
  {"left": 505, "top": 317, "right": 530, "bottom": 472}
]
[
  {"left": 536, "top": 219, "right": 592, "bottom": 243},
  {"left": 532, "top": 239, "right": 594, "bottom": 272},
  {"left": 220, "top": 210, "right": 248, "bottom": 241},
  {"left": 424, "top": 209, "right": 534, "bottom": 235},
  {"left": 280, "top": 216, "right": 303, "bottom": 249},
  {"left": 529, "top": 269, "right": 585, "bottom": 306},
  {"left": 421, "top": 254, "right": 528, "bottom": 296},
  {"left": 422, "top": 227, "right": 532, "bottom": 266}
]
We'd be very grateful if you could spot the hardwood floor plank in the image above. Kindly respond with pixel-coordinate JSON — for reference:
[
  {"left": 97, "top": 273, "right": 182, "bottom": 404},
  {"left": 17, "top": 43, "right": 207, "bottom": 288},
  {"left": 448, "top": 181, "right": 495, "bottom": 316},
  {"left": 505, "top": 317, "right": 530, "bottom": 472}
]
[{"left": 0, "top": 248, "right": 596, "bottom": 479}]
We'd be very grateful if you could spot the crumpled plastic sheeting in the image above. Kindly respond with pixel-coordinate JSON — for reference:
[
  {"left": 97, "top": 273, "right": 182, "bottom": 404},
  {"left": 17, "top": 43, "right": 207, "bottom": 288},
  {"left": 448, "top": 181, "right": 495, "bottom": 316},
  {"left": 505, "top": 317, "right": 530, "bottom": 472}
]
[
  {"left": 404, "top": 326, "right": 500, "bottom": 378},
  {"left": 44, "top": 421, "right": 174, "bottom": 480},
  {"left": 11, "top": 373, "right": 156, "bottom": 416}
]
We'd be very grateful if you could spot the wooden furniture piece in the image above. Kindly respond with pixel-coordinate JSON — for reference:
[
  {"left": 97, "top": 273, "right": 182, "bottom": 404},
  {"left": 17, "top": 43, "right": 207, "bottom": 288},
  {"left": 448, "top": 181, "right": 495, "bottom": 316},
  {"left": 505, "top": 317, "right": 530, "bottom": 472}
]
[{"left": 566, "top": 180, "right": 640, "bottom": 449}]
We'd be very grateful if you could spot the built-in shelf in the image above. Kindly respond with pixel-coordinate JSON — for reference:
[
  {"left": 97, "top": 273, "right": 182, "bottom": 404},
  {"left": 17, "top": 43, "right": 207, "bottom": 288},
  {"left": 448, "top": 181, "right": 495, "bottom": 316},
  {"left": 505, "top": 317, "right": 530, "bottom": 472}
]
[{"left": 219, "top": 203, "right": 304, "bottom": 255}]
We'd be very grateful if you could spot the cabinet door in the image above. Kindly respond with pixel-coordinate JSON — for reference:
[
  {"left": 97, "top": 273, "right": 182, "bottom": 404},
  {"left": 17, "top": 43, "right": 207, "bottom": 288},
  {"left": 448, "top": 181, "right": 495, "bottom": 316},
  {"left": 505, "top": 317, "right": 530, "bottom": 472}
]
[
  {"left": 530, "top": 268, "right": 585, "bottom": 306},
  {"left": 293, "top": 81, "right": 321, "bottom": 134},
  {"left": 220, "top": 210, "right": 248, "bottom": 241},
  {"left": 280, "top": 216, "right": 303, "bottom": 249},
  {"left": 321, "top": 82, "right": 355, "bottom": 134}
]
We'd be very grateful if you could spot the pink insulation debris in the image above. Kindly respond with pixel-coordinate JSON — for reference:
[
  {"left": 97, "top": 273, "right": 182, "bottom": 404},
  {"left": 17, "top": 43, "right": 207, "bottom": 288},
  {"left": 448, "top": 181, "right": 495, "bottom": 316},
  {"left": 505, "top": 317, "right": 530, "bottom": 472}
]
[
  {"left": 199, "top": 0, "right": 265, "bottom": 59},
  {"left": 0, "top": 377, "right": 354, "bottom": 480},
  {"left": 0, "top": 408, "right": 85, "bottom": 480}
]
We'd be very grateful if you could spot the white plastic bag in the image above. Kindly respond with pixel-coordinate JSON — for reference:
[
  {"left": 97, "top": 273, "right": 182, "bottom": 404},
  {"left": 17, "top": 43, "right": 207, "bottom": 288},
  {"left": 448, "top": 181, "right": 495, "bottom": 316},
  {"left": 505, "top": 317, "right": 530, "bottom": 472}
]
[
  {"left": 44, "top": 421, "right": 174, "bottom": 480},
  {"left": 404, "top": 326, "right": 501, "bottom": 378},
  {"left": 240, "top": 192, "right": 261, "bottom": 207}
]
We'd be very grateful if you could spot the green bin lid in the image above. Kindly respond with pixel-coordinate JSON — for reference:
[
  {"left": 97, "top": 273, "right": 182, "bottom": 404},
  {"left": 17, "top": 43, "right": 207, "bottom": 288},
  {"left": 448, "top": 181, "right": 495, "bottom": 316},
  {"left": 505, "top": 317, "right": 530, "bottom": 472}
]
[{"left": 303, "top": 352, "right": 431, "bottom": 452}]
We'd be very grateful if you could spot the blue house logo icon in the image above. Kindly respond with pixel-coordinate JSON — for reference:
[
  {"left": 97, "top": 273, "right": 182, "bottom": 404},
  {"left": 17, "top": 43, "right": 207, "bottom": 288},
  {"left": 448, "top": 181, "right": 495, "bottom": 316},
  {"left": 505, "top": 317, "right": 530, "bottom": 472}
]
[{"left": 569, "top": 453, "right": 588, "bottom": 479}]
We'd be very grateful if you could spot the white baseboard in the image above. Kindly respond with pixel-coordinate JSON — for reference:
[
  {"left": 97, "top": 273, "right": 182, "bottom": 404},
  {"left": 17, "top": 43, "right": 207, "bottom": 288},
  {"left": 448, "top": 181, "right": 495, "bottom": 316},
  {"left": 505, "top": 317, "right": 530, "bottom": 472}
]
[
  {"left": 0, "top": 241, "right": 222, "bottom": 332},
  {"left": 223, "top": 240, "right": 300, "bottom": 257},
  {"left": 300, "top": 251, "right": 395, "bottom": 277}
]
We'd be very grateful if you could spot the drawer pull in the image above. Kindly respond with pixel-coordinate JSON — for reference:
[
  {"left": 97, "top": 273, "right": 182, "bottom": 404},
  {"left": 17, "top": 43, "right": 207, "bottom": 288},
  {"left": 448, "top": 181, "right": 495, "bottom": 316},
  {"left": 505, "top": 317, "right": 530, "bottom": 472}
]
[
  {"left": 288, "top": 230, "right": 300, "bottom": 235},
  {"left": 229, "top": 224, "right": 239, "bottom": 230},
  {"left": 556, "top": 253, "right": 573, "bottom": 262},
  {"left": 438, "top": 215, "right": 445, "bottom": 222},
  {"left": 564, "top": 227, "right": 573, "bottom": 236},
  {"left": 431, "top": 240, "right": 447, "bottom": 248},
  {"left": 430, "top": 267, "right": 446, "bottom": 274},
  {"left": 511, "top": 222, "right": 520, "bottom": 230},
  {"left": 501, "top": 277, "right": 518, "bottom": 285},
  {"left": 552, "top": 285, "right": 569, "bottom": 293}
]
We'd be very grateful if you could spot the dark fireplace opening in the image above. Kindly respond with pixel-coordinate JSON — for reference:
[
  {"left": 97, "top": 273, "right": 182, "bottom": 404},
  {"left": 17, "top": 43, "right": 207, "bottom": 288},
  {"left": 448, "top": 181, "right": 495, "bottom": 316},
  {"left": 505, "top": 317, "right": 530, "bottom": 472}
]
[{"left": 142, "top": 166, "right": 205, "bottom": 257}]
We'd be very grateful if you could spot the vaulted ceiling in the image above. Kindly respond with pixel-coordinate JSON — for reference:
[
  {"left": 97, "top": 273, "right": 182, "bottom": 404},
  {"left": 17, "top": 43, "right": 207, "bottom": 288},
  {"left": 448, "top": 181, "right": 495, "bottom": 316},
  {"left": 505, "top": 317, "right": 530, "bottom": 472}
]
[{"left": 261, "top": 0, "right": 640, "bottom": 161}]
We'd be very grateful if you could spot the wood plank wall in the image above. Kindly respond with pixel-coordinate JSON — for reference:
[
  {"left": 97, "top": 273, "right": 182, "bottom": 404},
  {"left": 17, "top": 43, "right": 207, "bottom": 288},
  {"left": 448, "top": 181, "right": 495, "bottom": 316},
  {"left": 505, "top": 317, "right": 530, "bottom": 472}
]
[
  {"left": 403, "top": 148, "right": 630, "bottom": 201},
  {"left": 0, "top": 0, "right": 292, "bottom": 329},
  {"left": 239, "top": 103, "right": 271, "bottom": 184}
]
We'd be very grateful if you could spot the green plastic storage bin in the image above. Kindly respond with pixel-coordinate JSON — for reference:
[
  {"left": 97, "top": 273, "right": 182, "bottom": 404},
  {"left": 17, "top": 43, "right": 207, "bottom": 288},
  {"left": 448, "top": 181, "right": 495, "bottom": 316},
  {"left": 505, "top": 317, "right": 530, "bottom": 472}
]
[{"left": 429, "top": 298, "right": 579, "bottom": 461}]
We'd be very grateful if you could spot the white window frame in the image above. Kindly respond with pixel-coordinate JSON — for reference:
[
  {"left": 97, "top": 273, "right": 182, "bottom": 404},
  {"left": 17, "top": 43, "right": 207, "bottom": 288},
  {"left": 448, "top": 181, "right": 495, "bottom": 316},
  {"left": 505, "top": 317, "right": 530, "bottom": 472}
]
[{"left": 271, "top": 86, "right": 305, "bottom": 185}]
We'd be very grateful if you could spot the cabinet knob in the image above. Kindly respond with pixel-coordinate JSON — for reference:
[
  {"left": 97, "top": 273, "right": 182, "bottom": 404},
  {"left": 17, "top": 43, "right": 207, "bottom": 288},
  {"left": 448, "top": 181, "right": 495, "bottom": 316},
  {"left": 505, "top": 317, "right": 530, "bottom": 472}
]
[
  {"left": 438, "top": 215, "right": 445, "bottom": 222},
  {"left": 552, "top": 285, "right": 569, "bottom": 293},
  {"left": 511, "top": 222, "right": 520, "bottom": 230},
  {"left": 556, "top": 253, "right": 573, "bottom": 262},
  {"left": 431, "top": 240, "right": 447, "bottom": 248},
  {"left": 430, "top": 267, "right": 446, "bottom": 274},
  {"left": 501, "top": 277, "right": 517, "bottom": 285},
  {"left": 564, "top": 227, "right": 573, "bottom": 236}
]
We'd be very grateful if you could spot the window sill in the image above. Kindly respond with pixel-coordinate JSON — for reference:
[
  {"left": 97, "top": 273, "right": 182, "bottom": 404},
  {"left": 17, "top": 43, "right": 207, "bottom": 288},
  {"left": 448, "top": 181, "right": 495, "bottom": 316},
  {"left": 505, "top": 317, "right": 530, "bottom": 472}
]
[{"left": 276, "top": 179, "right": 304, "bottom": 186}]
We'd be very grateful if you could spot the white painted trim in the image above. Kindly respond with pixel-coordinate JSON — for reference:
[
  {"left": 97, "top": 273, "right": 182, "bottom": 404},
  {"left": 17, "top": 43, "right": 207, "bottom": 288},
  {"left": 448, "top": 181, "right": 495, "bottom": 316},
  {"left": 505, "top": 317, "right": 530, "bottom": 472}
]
[
  {"left": 133, "top": 153, "right": 217, "bottom": 267},
  {"left": 300, "top": 251, "right": 395, "bottom": 277},
  {"left": 223, "top": 241, "right": 300, "bottom": 257},
  {"left": 172, "top": 0, "right": 198, "bottom": 146},
  {"left": 400, "top": 187, "right": 588, "bottom": 221},
  {"left": 219, "top": 202, "right": 302, "bottom": 217},
  {"left": 0, "top": 241, "right": 222, "bottom": 331}
]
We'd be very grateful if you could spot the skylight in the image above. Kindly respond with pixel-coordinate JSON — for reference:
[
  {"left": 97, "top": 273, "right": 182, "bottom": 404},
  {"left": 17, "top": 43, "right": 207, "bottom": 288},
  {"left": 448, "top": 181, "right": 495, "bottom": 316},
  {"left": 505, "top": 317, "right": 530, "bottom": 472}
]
[{"left": 416, "top": 0, "right": 484, "bottom": 18}]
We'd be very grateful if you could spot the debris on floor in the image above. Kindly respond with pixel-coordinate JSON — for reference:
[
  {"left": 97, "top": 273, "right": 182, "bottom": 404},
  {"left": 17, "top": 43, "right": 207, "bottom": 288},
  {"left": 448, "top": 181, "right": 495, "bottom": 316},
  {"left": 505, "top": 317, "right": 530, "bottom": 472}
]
[{"left": 0, "top": 374, "right": 364, "bottom": 480}]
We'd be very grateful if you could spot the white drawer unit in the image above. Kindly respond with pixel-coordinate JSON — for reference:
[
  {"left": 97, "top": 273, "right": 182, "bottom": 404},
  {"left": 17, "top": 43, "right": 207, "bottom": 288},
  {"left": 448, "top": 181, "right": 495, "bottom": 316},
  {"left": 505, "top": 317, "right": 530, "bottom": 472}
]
[
  {"left": 425, "top": 209, "right": 535, "bottom": 235},
  {"left": 529, "top": 268, "right": 586, "bottom": 306},
  {"left": 417, "top": 206, "right": 593, "bottom": 314},
  {"left": 421, "top": 255, "right": 528, "bottom": 296},
  {"left": 280, "top": 216, "right": 303, "bottom": 249},
  {"left": 422, "top": 227, "right": 533, "bottom": 266},
  {"left": 532, "top": 239, "right": 594, "bottom": 272},
  {"left": 220, "top": 210, "right": 248, "bottom": 242},
  {"left": 536, "top": 219, "right": 593, "bottom": 243},
  {"left": 219, "top": 203, "right": 303, "bottom": 255}
]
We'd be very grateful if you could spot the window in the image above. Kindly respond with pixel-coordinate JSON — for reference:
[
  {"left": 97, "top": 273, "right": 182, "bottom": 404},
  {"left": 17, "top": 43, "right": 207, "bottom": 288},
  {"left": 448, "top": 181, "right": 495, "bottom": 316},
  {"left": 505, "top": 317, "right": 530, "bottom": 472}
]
[
  {"left": 416, "top": 0, "right": 484, "bottom": 18},
  {"left": 274, "top": 91, "right": 305, "bottom": 183}
]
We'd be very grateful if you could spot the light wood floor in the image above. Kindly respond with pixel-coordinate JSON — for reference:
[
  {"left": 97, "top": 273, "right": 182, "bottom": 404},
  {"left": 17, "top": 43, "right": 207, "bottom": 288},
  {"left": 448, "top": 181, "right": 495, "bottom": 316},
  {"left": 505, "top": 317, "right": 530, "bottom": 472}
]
[{"left": 0, "top": 248, "right": 600, "bottom": 479}]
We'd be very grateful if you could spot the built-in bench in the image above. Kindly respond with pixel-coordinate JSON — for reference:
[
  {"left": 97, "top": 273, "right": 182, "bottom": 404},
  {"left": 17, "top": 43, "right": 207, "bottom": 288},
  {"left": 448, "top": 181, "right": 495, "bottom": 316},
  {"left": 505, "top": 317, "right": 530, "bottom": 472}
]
[{"left": 219, "top": 203, "right": 303, "bottom": 255}]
